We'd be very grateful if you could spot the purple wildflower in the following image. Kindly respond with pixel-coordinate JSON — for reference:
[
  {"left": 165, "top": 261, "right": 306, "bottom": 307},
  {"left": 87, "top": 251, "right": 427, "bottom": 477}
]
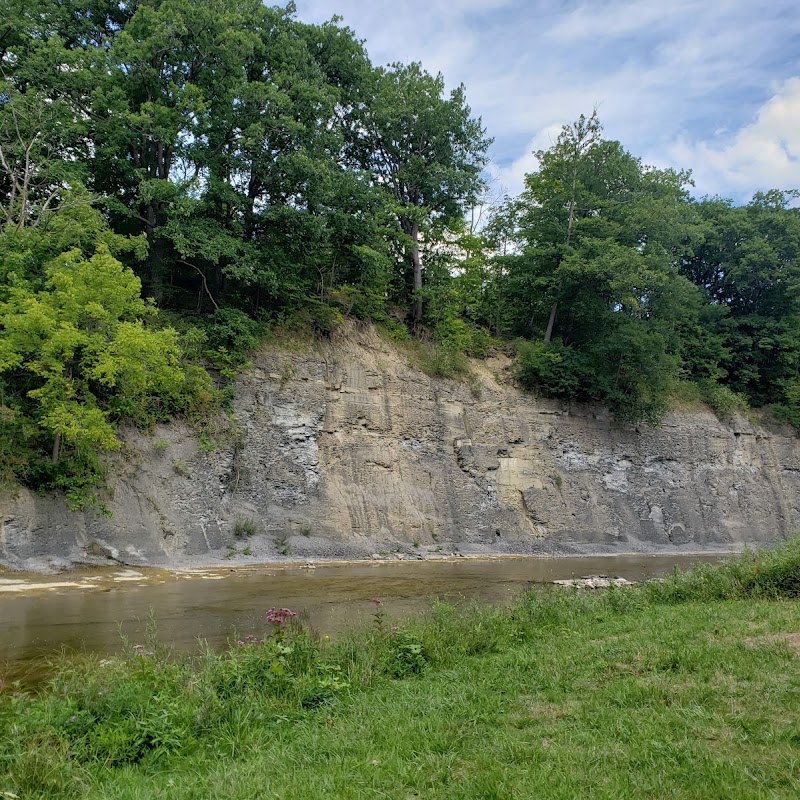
[{"left": 266, "top": 607, "right": 297, "bottom": 626}]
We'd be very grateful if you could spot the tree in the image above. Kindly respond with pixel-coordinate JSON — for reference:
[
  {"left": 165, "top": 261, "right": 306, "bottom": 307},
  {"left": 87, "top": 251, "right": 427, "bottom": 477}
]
[
  {"left": 681, "top": 191, "right": 800, "bottom": 421},
  {"left": 357, "top": 62, "right": 491, "bottom": 322},
  {"left": 0, "top": 244, "right": 209, "bottom": 506},
  {"left": 509, "top": 114, "right": 704, "bottom": 423},
  {"left": 0, "top": 86, "right": 87, "bottom": 232},
  {"left": 527, "top": 111, "right": 602, "bottom": 343}
]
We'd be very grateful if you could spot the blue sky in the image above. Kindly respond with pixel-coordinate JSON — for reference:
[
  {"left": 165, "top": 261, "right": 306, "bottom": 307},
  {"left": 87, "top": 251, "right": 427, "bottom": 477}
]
[{"left": 295, "top": 0, "right": 800, "bottom": 203}]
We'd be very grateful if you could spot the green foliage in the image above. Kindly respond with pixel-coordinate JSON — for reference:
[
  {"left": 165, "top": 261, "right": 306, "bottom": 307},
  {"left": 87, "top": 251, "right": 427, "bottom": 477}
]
[
  {"left": 2, "top": 0, "right": 800, "bottom": 466},
  {"left": 200, "top": 309, "right": 260, "bottom": 359},
  {"left": 0, "top": 615, "right": 358, "bottom": 789},
  {"left": 411, "top": 341, "right": 471, "bottom": 380},
  {"left": 376, "top": 319, "right": 413, "bottom": 343},
  {"left": 680, "top": 193, "right": 800, "bottom": 422},
  {"left": 274, "top": 532, "right": 289, "bottom": 556},
  {"left": 644, "top": 536, "right": 800, "bottom": 602},
  {"left": 0, "top": 244, "right": 214, "bottom": 506},
  {"left": 433, "top": 316, "right": 492, "bottom": 358},
  {"left": 697, "top": 379, "right": 750, "bottom": 422},
  {"left": 495, "top": 111, "right": 800, "bottom": 428},
  {"left": 353, "top": 61, "right": 491, "bottom": 320},
  {"left": 517, "top": 329, "right": 676, "bottom": 426},
  {"left": 517, "top": 339, "right": 583, "bottom": 398},
  {"left": 386, "top": 632, "right": 428, "bottom": 678}
]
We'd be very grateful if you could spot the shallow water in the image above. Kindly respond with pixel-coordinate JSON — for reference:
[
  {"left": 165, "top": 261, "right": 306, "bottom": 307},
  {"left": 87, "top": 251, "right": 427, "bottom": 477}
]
[{"left": 0, "top": 553, "right": 730, "bottom": 683}]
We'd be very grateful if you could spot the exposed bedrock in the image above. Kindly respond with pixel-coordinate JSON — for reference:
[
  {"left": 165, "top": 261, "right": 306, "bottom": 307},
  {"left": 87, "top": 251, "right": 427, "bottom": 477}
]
[{"left": 2, "top": 326, "right": 799, "bottom": 571}]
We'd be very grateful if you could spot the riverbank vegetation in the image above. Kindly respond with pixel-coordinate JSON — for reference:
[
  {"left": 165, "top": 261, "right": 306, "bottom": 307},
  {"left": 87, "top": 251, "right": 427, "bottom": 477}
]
[
  {"left": 2, "top": 1, "right": 800, "bottom": 506},
  {"left": 2, "top": 539, "right": 799, "bottom": 798}
]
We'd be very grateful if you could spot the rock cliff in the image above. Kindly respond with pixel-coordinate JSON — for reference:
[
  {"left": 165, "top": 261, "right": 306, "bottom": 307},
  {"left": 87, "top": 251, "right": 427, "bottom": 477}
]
[{"left": 2, "top": 326, "right": 799, "bottom": 571}]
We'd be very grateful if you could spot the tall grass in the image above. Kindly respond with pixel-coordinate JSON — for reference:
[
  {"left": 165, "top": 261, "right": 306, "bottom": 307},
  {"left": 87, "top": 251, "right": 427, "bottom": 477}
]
[{"left": 644, "top": 536, "right": 800, "bottom": 602}]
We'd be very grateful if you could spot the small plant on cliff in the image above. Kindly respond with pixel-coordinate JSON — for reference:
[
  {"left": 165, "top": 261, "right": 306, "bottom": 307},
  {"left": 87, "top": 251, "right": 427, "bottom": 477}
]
[
  {"left": 275, "top": 532, "right": 289, "bottom": 556},
  {"left": 234, "top": 517, "right": 257, "bottom": 539}
]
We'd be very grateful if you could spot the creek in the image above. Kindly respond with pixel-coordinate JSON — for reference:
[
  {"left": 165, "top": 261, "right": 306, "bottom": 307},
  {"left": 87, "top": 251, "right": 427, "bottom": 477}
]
[{"left": 1, "top": 552, "right": 729, "bottom": 683}]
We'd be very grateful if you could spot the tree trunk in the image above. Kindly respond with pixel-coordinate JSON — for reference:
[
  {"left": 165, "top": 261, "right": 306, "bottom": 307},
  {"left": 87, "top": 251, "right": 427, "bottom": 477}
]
[
  {"left": 544, "top": 299, "right": 558, "bottom": 344},
  {"left": 411, "top": 220, "right": 423, "bottom": 322},
  {"left": 544, "top": 161, "right": 577, "bottom": 345},
  {"left": 145, "top": 204, "right": 165, "bottom": 305},
  {"left": 51, "top": 433, "right": 61, "bottom": 464}
]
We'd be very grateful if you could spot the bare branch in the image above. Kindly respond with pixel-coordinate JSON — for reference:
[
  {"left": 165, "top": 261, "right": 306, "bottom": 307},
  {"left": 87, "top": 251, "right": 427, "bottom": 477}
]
[{"left": 178, "top": 259, "right": 219, "bottom": 310}]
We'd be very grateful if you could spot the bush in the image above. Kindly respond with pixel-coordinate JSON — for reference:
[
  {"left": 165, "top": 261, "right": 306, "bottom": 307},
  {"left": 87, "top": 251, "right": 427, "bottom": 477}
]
[
  {"left": 200, "top": 308, "right": 260, "bottom": 357},
  {"left": 697, "top": 379, "right": 750, "bottom": 421},
  {"left": 516, "top": 339, "right": 584, "bottom": 397},
  {"left": 432, "top": 317, "right": 491, "bottom": 357},
  {"left": 416, "top": 342, "right": 471, "bottom": 379}
]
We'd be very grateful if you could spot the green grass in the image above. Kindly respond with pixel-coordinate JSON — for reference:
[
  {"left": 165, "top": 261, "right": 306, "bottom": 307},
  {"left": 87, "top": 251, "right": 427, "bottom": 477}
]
[{"left": 2, "top": 541, "right": 800, "bottom": 798}]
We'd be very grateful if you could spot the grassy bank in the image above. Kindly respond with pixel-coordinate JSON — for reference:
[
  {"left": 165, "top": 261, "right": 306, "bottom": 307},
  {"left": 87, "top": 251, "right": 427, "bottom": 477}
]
[{"left": 2, "top": 541, "right": 800, "bottom": 799}]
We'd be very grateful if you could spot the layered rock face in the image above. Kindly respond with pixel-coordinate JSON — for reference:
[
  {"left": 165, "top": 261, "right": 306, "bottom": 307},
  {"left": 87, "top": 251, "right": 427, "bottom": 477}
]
[{"left": 2, "top": 326, "right": 799, "bottom": 570}]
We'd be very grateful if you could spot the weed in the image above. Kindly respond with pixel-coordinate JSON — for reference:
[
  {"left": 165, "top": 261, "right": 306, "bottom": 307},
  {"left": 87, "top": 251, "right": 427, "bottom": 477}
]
[
  {"left": 469, "top": 376, "right": 483, "bottom": 400},
  {"left": 644, "top": 536, "right": 800, "bottom": 602},
  {"left": 279, "top": 362, "right": 296, "bottom": 389},
  {"left": 387, "top": 632, "right": 427, "bottom": 678},
  {"left": 275, "top": 532, "right": 289, "bottom": 556},
  {"left": 173, "top": 461, "right": 190, "bottom": 478},
  {"left": 224, "top": 544, "right": 253, "bottom": 559},
  {"left": 198, "top": 435, "right": 215, "bottom": 453},
  {"left": 233, "top": 517, "right": 257, "bottom": 539},
  {"left": 153, "top": 439, "right": 169, "bottom": 453},
  {"left": 376, "top": 319, "right": 412, "bottom": 343},
  {"left": 412, "top": 341, "right": 471, "bottom": 379}
]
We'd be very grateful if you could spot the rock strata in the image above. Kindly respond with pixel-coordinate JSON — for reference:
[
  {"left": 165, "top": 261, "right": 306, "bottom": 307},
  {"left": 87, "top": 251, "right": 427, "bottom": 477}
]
[{"left": 2, "top": 325, "right": 799, "bottom": 571}]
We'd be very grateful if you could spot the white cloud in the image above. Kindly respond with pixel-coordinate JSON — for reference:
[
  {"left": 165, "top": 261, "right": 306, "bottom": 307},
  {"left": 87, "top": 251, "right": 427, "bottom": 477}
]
[
  {"left": 668, "top": 77, "right": 800, "bottom": 199},
  {"left": 488, "top": 125, "right": 562, "bottom": 198},
  {"left": 546, "top": 0, "right": 700, "bottom": 43}
]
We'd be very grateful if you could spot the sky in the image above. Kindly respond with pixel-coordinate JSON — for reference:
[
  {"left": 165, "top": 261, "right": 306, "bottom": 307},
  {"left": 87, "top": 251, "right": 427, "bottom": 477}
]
[{"left": 294, "top": 0, "right": 800, "bottom": 204}]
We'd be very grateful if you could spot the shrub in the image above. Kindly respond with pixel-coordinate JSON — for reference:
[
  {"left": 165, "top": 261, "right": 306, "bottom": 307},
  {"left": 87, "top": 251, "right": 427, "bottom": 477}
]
[
  {"left": 414, "top": 341, "right": 471, "bottom": 379},
  {"left": 516, "top": 339, "right": 583, "bottom": 398},
  {"left": 697, "top": 379, "right": 750, "bottom": 421}
]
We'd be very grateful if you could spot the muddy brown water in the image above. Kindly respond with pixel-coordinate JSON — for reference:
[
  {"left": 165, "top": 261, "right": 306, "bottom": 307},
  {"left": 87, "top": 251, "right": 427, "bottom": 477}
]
[{"left": 0, "top": 553, "right": 730, "bottom": 684}]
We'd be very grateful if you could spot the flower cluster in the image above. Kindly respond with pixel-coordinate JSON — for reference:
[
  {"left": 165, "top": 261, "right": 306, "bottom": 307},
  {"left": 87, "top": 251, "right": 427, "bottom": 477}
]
[
  {"left": 237, "top": 635, "right": 262, "bottom": 648},
  {"left": 266, "top": 607, "right": 297, "bottom": 626}
]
